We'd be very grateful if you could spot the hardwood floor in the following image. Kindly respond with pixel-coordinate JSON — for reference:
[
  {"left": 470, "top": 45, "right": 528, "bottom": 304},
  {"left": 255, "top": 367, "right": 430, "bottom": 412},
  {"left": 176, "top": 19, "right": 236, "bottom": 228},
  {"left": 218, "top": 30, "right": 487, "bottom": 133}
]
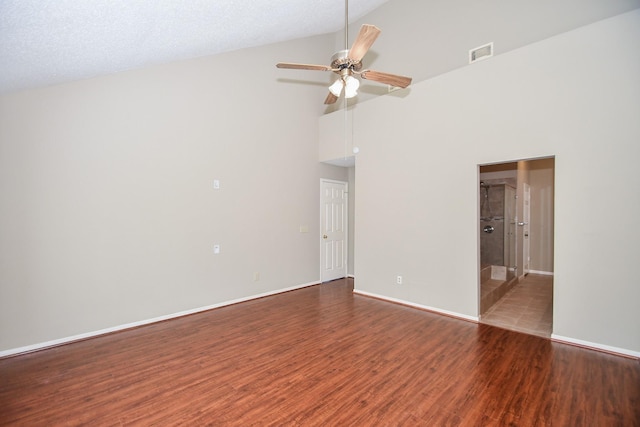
[{"left": 1, "top": 278, "right": 638, "bottom": 426}]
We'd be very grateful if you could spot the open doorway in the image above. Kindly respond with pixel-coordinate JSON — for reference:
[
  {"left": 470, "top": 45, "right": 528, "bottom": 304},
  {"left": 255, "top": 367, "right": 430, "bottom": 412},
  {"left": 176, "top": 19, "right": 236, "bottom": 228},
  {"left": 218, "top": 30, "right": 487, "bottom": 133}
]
[{"left": 478, "top": 158, "right": 555, "bottom": 338}]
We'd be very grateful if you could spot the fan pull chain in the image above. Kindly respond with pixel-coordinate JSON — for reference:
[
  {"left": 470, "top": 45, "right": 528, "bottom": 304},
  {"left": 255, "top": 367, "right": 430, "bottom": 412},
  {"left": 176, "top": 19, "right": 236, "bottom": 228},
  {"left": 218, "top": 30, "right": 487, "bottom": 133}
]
[{"left": 344, "top": 98, "right": 348, "bottom": 160}]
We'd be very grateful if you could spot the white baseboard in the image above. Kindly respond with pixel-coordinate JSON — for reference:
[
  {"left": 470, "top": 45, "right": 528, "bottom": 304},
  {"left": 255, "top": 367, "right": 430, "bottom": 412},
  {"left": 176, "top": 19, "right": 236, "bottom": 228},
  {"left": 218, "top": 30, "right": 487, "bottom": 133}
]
[
  {"left": 0, "top": 280, "right": 319, "bottom": 358},
  {"left": 551, "top": 334, "right": 639, "bottom": 359},
  {"left": 353, "top": 289, "right": 479, "bottom": 323},
  {"left": 353, "top": 291, "right": 638, "bottom": 359},
  {"left": 528, "top": 270, "right": 554, "bottom": 276}
]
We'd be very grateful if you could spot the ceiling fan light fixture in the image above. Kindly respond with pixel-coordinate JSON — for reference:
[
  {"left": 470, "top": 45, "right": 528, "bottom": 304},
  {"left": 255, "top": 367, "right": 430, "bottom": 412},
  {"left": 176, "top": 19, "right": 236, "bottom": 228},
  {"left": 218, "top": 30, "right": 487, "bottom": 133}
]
[
  {"left": 275, "top": 6, "right": 412, "bottom": 105},
  {"left": 344, "top": 75, "right": 359, "bottom": 98},
  {"left": 329, "top": 79, "right": 344, "bottom": 97}
]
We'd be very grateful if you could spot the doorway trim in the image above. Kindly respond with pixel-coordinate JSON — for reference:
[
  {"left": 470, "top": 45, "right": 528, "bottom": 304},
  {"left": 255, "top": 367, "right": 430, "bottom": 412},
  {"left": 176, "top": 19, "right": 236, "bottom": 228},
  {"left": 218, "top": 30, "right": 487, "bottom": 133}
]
[{"left": 477, "top": 157, "right": 555, "bottom": 337}]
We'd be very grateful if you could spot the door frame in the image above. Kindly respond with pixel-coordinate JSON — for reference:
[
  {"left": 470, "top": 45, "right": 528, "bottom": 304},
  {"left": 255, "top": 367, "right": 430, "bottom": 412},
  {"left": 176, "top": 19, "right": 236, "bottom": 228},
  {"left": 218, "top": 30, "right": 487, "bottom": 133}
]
[
  {"left": 521, "top": 182, "right": 531, "bottom": 278},
  {"left": 319, "top": 179, "right": 349, "bottom": 283},
  {"left": 478, "top": 157, "right": 555, "bottom": 324}
]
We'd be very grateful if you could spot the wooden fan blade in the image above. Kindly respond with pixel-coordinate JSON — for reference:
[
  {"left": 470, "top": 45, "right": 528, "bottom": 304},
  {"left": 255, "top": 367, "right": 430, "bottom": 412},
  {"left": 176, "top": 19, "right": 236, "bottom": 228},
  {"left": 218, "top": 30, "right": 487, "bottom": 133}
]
[
  {"left": 324, "top": 92, "right": 339, "bottom": 104},
  {"left": 360, "top": 70, "right": 412, "bottom": 88},
  {"left": 276, "top": 62, "right": 332, "bottom": 71},
  {"left": 347, "top": 24, "right": 381, "bottom": 63}
]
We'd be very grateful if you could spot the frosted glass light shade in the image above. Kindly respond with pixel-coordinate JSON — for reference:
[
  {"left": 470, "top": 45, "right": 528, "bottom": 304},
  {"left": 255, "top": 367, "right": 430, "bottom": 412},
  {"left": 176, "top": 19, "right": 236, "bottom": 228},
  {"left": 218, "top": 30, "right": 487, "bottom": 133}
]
[
  {"left": 344, "top": 75, "right": 360, "bottom": 98},
  {"left": 329, "top": 79, "right": 343, "bottom": 97}
]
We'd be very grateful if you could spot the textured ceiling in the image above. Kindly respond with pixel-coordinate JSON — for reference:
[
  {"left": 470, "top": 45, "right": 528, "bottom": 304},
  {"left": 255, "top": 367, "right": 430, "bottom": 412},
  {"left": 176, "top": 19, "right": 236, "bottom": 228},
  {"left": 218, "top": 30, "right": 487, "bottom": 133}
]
[{"left": 0, "top": 0, "right": 388, "bottom": 94}]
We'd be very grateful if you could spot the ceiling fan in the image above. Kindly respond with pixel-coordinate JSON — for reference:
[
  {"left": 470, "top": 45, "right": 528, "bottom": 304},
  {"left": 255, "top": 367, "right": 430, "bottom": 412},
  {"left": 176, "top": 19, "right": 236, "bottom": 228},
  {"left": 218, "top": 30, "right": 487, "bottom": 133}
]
[{"left": 276, "top": 2, "right": 412, "bottom": 104}]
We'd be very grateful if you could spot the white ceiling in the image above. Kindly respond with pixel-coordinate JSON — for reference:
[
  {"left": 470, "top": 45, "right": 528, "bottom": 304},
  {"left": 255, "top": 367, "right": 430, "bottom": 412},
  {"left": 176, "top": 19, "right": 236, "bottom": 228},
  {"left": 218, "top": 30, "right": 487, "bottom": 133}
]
[{"left": 0, "top": 0, "right": 388, "bottom": 94}]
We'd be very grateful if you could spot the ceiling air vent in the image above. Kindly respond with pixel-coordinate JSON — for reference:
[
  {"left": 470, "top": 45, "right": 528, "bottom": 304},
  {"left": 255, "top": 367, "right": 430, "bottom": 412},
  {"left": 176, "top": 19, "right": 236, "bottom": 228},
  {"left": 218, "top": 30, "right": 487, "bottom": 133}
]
[{"left": 469, "top": 42, "right": 493, "bottom": 64}]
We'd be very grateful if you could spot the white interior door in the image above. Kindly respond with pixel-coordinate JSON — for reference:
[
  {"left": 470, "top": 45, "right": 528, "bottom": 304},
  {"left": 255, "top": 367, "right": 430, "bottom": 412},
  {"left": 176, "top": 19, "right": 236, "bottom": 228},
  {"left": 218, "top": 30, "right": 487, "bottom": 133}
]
[{"left": 320, "top": 179, "right": 348, "bottom": 282}]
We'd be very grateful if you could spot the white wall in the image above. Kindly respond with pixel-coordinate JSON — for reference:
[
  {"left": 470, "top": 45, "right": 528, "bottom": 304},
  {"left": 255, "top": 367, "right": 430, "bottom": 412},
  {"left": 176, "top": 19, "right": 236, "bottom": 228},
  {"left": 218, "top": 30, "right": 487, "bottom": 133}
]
[
  {"left": 319, "top": 108, "right": 356, "bottom": 162},
  {"left": 324, "top": 11, "right": 639, "bottom": 353},
  {"left": 348, "top": 166, "right": 356, "bottom": 276},
  {"left": 326, "top": 0, "right": 640, "bottom": 107},
  {"left": 0, "top": 35, "right": 348, "bottom": 353},
  {"left": 1, "top": 3, "right": 638, "bottom": 357},
  {"left": 529, "top": 158, "right": 554, "bottom": 273}
]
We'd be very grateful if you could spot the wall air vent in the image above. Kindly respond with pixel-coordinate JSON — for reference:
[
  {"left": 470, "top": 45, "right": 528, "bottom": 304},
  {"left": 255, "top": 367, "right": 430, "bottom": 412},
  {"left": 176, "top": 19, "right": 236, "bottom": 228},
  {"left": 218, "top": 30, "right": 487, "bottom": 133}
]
[{"left": 469, "top": 42, "right": 493, "bottom": 64}]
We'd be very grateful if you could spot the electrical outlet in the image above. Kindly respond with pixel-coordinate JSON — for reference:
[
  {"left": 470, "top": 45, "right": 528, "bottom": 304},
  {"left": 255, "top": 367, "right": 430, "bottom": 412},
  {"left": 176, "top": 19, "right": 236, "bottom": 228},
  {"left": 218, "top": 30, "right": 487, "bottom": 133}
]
[
  {"left": 396, "top": 275, "right": 403, "bottom": 285},
  {"left": 253, "top": 272, "right": 260, "bottom": 281}
]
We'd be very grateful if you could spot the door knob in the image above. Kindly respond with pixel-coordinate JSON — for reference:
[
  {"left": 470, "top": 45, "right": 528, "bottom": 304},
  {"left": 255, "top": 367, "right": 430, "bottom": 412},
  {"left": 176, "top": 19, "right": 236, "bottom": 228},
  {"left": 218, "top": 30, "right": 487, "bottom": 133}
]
[{"left": 323, "top": 235, "right": 328, "bottom": 239}]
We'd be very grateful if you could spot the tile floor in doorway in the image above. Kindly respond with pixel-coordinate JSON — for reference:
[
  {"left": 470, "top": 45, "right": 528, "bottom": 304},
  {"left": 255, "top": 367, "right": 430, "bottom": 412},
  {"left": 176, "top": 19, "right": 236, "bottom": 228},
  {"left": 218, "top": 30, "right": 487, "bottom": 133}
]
[{"left": 481, "top": 274, "right": 553, "bottom": 338}]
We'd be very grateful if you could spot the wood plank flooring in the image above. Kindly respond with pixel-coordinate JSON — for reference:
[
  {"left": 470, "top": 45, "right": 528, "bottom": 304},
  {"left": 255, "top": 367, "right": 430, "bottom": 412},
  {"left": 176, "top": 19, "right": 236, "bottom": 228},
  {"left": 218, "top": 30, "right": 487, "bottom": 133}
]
[{"left": 1, "top": 278, "right": 639, "bottom": 426}]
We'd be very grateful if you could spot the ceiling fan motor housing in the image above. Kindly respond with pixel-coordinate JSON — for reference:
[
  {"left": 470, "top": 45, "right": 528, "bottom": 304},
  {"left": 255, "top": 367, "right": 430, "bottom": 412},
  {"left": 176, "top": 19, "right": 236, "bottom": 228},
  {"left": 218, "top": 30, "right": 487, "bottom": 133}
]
[
  {"left": 276, "top": 24, "right": 411, "bottom": 104},
  {"left": 330, "top": 50, "right": 363, "bottom": 72}
]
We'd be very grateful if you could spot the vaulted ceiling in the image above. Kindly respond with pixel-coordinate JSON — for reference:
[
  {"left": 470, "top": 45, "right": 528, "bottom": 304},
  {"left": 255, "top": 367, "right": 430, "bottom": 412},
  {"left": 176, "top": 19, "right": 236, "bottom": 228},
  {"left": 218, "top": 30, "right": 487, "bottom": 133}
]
[
  {"left": 1, "top": 0, "right": 638, "bottom": 95},
  {"left": 0, "top": 0, "right": 388, "bottom": 94}
]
